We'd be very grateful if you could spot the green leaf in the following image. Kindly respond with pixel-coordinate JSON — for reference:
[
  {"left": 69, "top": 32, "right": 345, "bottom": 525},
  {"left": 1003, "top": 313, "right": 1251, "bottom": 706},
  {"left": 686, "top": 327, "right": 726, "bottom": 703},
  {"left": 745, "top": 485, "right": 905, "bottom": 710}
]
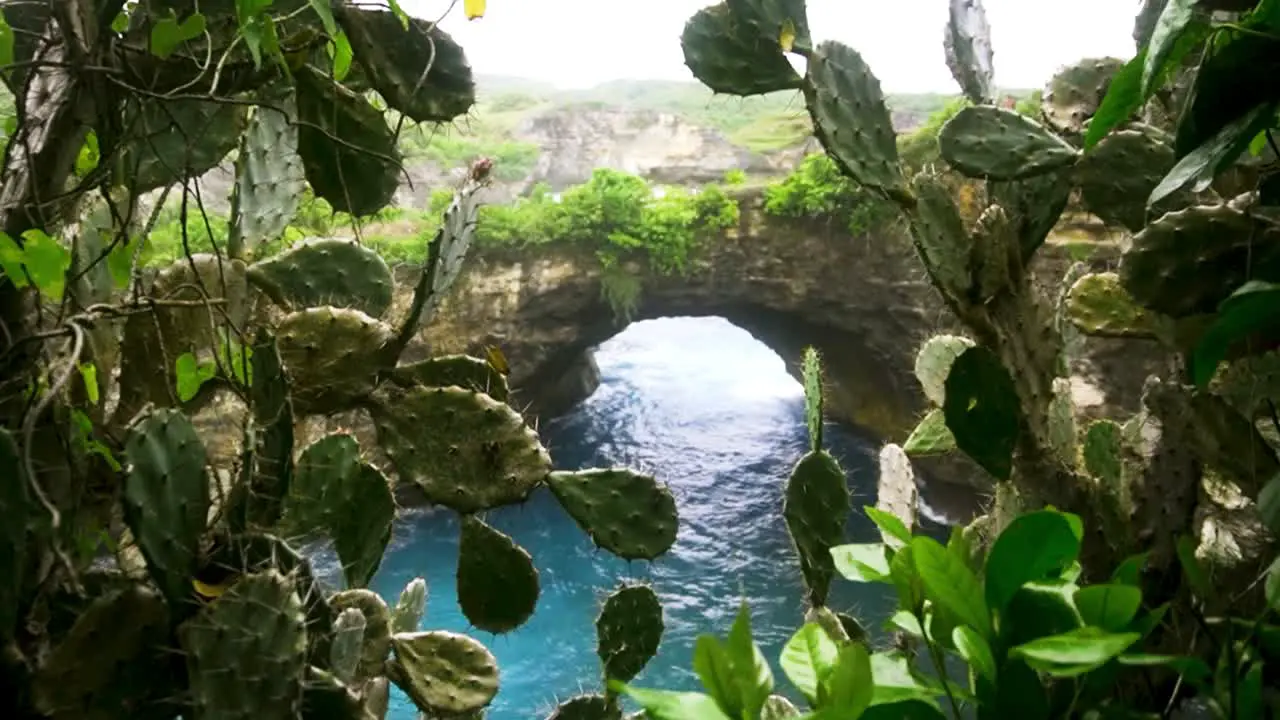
[
  {"left": 1011, "top": 627, "right": 1141, "bottom": 677},
  {"left": 1175, "top": 535, "right": 1211, "bottom": 599},
  {"left": 863, "top": 506, "right": 912, "bottom": 550},
  {"left": 887, "top": 610, "right": 924, "bottom": 637},
  {"left": 818, "top": 642, "right": 872, "bottom": 716},
  {"left": 912, "top": 536, "right": 991, "bottom": 639},
  {"left": 613, "top": 683, "right": 732, "bottom": 720},
  {"left": 1111, "top": 552, "right": 1149, "bottom": 587},
  {"left": 1142, "top": 0, "right": 1196, "bottom": 98},
  {"left": 1261, "top": 475, "right": 1280, "bottom": 535},
  {"left": 858, "top": 700, "right": 947, "bottom": 720},
  {"left": 780, "top": 623, "right": 839, "bottom": 705},
  {"left": 0, "top": 231, "right": 26, "bottom": 287},
  {"left": 942, "top": 346, "right": 1020, "bottom": 481},
  {"left": 902, "top": 409, "right": 956, "bottom": 456},
  {"left": 386, "top": 0, "right": 410, "bottom": 29},
  {"left": 1073, "top": 584, "right": 1143, "bottom": 632},
  {"left": 726, "top": 601, "right": 772, "bottom": 719},
  {"left": 331, "top": 29, "right": 353, "bottom": 82},
  {"left": 952, "top": 625, "right": 997, "bottom": 683},
  {"left": 1264, "top": 555, "right": 1280, "bottom": 613},
  {"left": 830, "top": 543, "right": 892, "bottom": 583},
  {"left": 20, "top": 229, "right": 70, "bottom": 301},
  {"left": 1191, "top": 281, "right": 1280, "bottom": 387},
  {"left": 1116, "top": 654, "right": 1211, "bottom": 688},
  {"left": 307, "top": 0, "right": 337, "bottom": 36},
  {"left": 0, "top": 11, "right": 13, "bottom": 70},
  {"left": 692, "top": 635, "right": 738, "bottom": 716},
  {"left": 78, "top": 363, "right": 99, "bottom": 405},
  {"left": 889, "top": 544, "right": 924, "bottom": 613},
  {"left": 984, "top": 509, "right": 1082, "bottom": 616},
  {"left": 1084, "top": 52, "right": 1144, "bottom": 150},
  {"left": 867, "top": 651, "right": 942, "bottom": 708},
  {"left": 111, "top": 11, "right": 130, "bottom": 34},
  {"left": 150, "top": 11, "right": 206, "bottom": 59},
  {"left": 75, "top": 131, "right": 99, "bottom": 177},
  {"left": 107, "top": 238, "right": 133, "bottom": 289},
  {"left": 174, "top": 352, "right": 215, "bottom": 402},
  {"left": 1150, "top": 102, "right": 1276, "bottom": 207}
]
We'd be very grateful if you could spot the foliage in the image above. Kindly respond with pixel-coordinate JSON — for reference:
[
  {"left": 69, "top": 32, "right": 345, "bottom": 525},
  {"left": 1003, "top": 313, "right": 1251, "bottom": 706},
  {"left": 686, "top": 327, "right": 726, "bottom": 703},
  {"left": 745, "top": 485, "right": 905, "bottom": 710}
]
[{"left": 763, "top": 153, "right": 898, "bottom": 235}]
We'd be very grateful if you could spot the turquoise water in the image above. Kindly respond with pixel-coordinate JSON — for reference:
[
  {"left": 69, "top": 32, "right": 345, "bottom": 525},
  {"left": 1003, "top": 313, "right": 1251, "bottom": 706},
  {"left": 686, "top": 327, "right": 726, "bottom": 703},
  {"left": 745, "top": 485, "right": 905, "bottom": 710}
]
[{"left": 307, "top": 317, "right": 950, "bottom": 718}]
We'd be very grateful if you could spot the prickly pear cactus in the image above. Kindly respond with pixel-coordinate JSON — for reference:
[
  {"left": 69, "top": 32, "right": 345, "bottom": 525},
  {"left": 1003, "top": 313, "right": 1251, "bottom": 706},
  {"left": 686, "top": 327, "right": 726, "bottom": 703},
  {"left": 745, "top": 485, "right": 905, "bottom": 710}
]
[
  {"left": 913, "top": 334, "right": 975, "bottom": 406},
  {"left": 248, "top": 237, "right": 396, "bottom": 318},
  {"left": 938, "top": 105, "right": 1080, "bottom": 180},
  {"left": 391, "top": 354, "right": 511, "bottom": 402},
  {"left": 389, "top": 631, "right": 500, "bottom": 716},
  {"left": 369, "top": 385, "right": 551, "bottom": 513},
  {"left": 181, "top": 571, "right": 307, "bottom": 720},
  {"left": 876, "top": 444, "right": 918, "bottom": 535},
  {"left": 331, "top": 589, "right": 393, "bottom": 681},
  {"left": 276, "top": 306, "right": 394, "bottom": 414},
  {"left": 546, "top": 468, "right": 679, "bottom": 561},
  {"left": 122, "top": 409, "right": 210, "bottom": 604},
  {"left": 546, "top": 694, "right": 621, "bottom": 720},
  {"left": 783, "top": 449, "right": 849, "bottom": 607},
  {"left": 391, "top": 577, "right": 428, "bottom": 634},
  {"left": 595, "top": 583, "right": 664, "bottom": 683},
  {"left": 228, "top": 87, "right": 306, "bottom": 258},
  {"left": 331, "top": 607, "right": 367, "bottom": 685},
  {"left": 456, "top": 515, "right": 539, "bottom": 634}
]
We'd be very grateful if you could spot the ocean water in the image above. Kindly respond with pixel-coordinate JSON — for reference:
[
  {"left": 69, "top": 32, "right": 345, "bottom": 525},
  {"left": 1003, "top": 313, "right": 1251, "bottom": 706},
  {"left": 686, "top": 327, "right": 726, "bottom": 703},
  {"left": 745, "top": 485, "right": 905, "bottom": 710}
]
[{"left": 308, "top": 316, "right": 953, "bottom": 719}]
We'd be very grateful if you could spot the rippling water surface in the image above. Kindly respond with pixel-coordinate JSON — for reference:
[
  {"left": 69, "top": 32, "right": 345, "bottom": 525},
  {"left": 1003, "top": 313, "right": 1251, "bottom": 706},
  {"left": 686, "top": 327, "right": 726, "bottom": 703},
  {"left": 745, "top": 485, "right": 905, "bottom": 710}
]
[{"left": 309, "top": 316, "right": 948, "bottom": 719}]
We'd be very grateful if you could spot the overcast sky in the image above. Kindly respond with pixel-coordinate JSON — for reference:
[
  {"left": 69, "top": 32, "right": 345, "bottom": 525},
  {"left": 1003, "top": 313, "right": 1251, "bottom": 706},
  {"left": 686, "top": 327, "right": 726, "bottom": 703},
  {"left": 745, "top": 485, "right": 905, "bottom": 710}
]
[{"left": 400, "top": 1, "right": 1141, "bottom": 92}]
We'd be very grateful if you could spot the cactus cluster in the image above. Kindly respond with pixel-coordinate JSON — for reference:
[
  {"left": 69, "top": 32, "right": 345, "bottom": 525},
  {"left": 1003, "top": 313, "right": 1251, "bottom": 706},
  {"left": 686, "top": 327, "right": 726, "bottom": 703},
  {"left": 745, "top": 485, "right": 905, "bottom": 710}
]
[{"left": 678, "top": 0, "right": 1280, "bottom": 590}]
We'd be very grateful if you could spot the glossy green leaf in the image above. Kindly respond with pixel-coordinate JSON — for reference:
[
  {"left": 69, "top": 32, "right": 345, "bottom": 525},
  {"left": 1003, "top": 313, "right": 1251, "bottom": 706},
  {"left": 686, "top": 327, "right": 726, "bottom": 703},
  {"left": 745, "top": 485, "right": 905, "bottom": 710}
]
[
  {"left": 1264, "top": 555, "right": 1280, "bottom": 613},
  {"left": 912, "top": 536, "right": 991, "bottom": 639},
  {"left": 780, "top": 623, "right": 838, "bottom": 704},
  {"left": 1151, "top": 102, "right": 1276, "bottom": 206},
  {"left": 952, "top": 625, "right": 997, "bottom": 683},
  {"left": 107, "top": 238, "right": 133, "bottom": 289},
  {"left": 1141, "top": 0, "right": 1195, "bottom": 97},
  {"left": 726, "top": 601, "right": 772, "bottom": 719},
  {"left": 889, "top": 544, "right": 924, "bottom": 613},
  {"left": 174, "top": 352, "right": 215, "bottom": 402},
  {"left": 1175, "top": 535, "right": 1210, "bottom": 599},
  {"left": 19, "top": 229, "right": 70, "bottom": 301},
  {"left": 307, "top": 0, "right": 337, "bottom": 36},
  {"left": 1073, "top": 584, "right": 1143, "bottom": 632},
  {"left": 863, "top": 506, "right": 912, "bottom": 550},
  {"left": 331, "top": 29, "right": 353, "bottom": 82},
  {"left": 614, "top": 683, "right": 732, "bottom": 720},
  {"left": 1011, "top": 627, "right": 1140, "bottom": 677},
  {"left": 1111, "top": 552, "right": 1148, "bottom": 587},
  {"left": 984, "top": 509, "right": 1082, "bottom": 616},
  {"left": 867, "top": 652, "right": 942, "bottom": 708},
  {"left": 818, "top": 642, "right": 872, "bottom": 716},
  {"left": 386, "top": 0, "right": 410, "bottom": 29},
  {"left": 1191, "top": 281, "right": 1280, "bottom": 387},
  {"left": 1116, "top": 653, "right": 1211, "bottom": 688},
  {"left": 1261, "top": 475, "right": 1280, "bottom": 535},
  {"left": 0, "top": 232, "right": 24, "bottom": 286},
  {"left": 858, "top": 700, "right": 947, "bottom": 719},
  {"left": 692, "top": 635, "right": 737, "bottom": 715},
  {"left": 830, "top": 543, "right": 891, "bottom": 583},
  {"left": 0, "top": 12, "right": 14, "bottom": 69},
  {"left": 150, "top": 11, "right": 206, "bottom": 59},
  {"left": 1084, "top": 51, "right": 1144, "bottom": 150},
  {"left": 942, "top": 346, "right": 1020, "bottom": 480}
]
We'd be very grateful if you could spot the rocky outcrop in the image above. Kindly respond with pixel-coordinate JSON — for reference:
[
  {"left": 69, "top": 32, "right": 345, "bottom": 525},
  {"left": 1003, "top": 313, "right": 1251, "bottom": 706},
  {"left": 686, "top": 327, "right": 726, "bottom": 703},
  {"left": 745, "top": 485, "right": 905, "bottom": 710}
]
[{"left": 513, "top": 107, "right": 777, "bottom": 191}]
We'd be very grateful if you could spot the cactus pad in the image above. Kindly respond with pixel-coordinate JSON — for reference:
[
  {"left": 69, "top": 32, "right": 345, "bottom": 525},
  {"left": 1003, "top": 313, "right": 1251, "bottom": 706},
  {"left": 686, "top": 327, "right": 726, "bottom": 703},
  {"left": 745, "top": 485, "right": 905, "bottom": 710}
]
[
  {"left": 389, "top": 631, "right": 499, "bottom": 715},
  {"left": 989, "top": 169, "right": 1074, "bottom": 261},
  {"left": 390, "top": 354, "right": 510, "bottom": 402},
  {"left": 115, "top": 254, "right": 249, "bottom": 418},
  {"left": 907, "top": 171, "right": 971, "bottom": 300},
  {"left": 300, "top": 666, "right": 368, "bottom": 720},
  {"left": 331, "top": 589, "right": 392, "bottom": 680},
  {"left": 283, "top": 433, "right": 362, "bottom": 534},
  {"left": 225, "top": 329, "right": 296, "bottom": 533},
  {"left": 331, "top": 607, "right": 368, "bottom": 685},
  {"left": 0, "top": 429, "right": 27, "bottom": 639},
  {"left": 122, "top": 408, "right": 210, "bottom": 604},
  {"left": 457, "top": 515, "right": 539, "bottom": 634},
  {"left": 330, "top": 461, "right": 396, "bottom": 589},
  {"left": 1047, "top": 377, "right": 1078, "bottom": 466},
  {"left": 295, "top": 66, "right": 400, "bottom": 216},
  {"left": 31, "top": 584, "right": 172, "bottom": 720},
  {"left": 1119, "top": 202, "right": 1280, "bottom": 317},
  {"left": 679, "top": 3, "right": 804, "bottom": 97},
  {"left": 876, "top": 444, "right": 917, "bottom": 536},
  {"left": 596, "top": 583, "right": 664, "bottom": 683},
  {"left": 117, "top": 97, "right": 246, "bottom": 193},
  {"left": 369, "top": 385, "right": 551, "bottom": 513},
  {"left": 783, "top": 450, "right": 850, "bottom": 606},
  {"left": 1076, "top": 128, "right": 1178, "bottom": 232},
  {"left": 969, "top": 203, "right": 1019, "bottom": 301},
  {"left": 547, "top": 695, "right": 620, "bottom": 720},
  {"left": 938, "top": 106, "right": 1080, "bottom": 180},
  {"left": 391, "top": 577, "right": 428, "bottom": 633},
  {"left": 229, "top": 89, "right": 306, "bottom": 257},
  {"left": 546, "top": 468, "right": 679, "bottom": 561},
  {"left": 1083, "top": 420, "right": 1123, "bottom": 488},
  {"left": 802, "top": 346, "right": 824, "bottom": 452},
  {"left": 1066, "top": 272, "right": 1169, "bottom": 339},
  {"left": 942, "top": 346, "right": 1021, "bottom": 481},
  {"left": 1041, "top": 57, "right": 1125, "bottom": 137},
  {"left": 804, "top": 41, "right": 904, "bottom": 196},
  {"left": 181, "top": 571, "right": 307, "bottom": 720},
  {"left": 913, "top": 334, "right": 975, "bottom": 406},
  {"left": 337, "top": 8, "right": 476, "bottom": 123},
  {"left": 276, "top": 306, "right": 394, "bottom": 415},
  {"left": 943, "top": 0, "right": 994, "bottom": 105},
  {"left": 804, "top": 606, "right": 851, "bottom": 644},
  {"left": 248, "top": 237, "right": 395, "bottom": 318},
  {"left": 903, "top": 409, "right": 956, "bottom": 456}
]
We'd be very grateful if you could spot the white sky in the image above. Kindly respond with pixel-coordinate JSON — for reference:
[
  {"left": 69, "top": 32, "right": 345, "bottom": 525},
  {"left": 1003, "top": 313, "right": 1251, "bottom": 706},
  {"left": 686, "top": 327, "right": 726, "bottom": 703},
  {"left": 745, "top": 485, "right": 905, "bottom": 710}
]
[{"left": 401, "top": 1, "right": 1141, "bottom": 93}]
